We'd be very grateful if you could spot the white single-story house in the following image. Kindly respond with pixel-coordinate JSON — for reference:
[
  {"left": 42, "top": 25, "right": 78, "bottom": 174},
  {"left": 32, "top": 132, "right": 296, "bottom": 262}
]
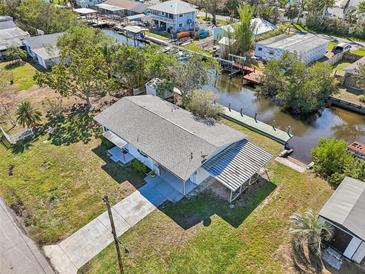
[
  {"left": 148, "top": 0, "right": 197, "bottom": 33},
  {"left": 94, "top": 95, "right": 272, "bottom": 203},
  {"left": 96, "top": 0, "right": 156, "bottom": 17},
  {"left": 23, "top": 33, "right": 63, "bottom": 69},
  {"left": 0, "top": 17, "right": 29, "bottom": 57},
  {"left": 212, "top": 18, "right": 276, "bottom": 42},
  {"left": 319, "top": 177, "right": 365, "bottom": 266},
  {"left": 255, "top": 33, "right": 329, "bottom": 64}
]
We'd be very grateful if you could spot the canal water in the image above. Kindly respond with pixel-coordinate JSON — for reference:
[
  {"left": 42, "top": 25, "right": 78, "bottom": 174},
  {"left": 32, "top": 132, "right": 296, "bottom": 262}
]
[
  {"left": 102, "top": 28, "right": 365, "bottom": 163},
  {"left": 204, "top": 74, "right": 365, "bottom": 163}
]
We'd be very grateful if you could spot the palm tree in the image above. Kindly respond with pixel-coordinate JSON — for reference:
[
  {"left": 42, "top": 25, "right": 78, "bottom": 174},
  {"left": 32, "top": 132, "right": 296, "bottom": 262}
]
[
  {"left": 289, "top": 209, "right": 333, "bottom": 256},
  {"left": 16, "top": 101, "right": 42, "bottom": 128}
]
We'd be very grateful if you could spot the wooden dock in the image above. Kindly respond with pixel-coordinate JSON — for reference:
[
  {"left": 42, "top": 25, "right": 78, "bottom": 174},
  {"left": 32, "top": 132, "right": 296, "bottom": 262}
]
[{"left": 220, "top": 106, "right": 293, "bottom": 144}]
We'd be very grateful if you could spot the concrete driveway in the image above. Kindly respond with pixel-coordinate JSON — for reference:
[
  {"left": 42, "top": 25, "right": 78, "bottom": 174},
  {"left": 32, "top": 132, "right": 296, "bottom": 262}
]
[
  {"left": 0, "top": 198, "right": 54, "bottom": 274},
  {"left": 44, "top": 180, "right": 171, "bottom": 273}
]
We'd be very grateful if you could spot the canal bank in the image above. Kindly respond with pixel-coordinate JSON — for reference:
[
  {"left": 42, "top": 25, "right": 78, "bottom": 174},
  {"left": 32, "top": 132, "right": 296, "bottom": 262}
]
[{"left": 204, "top": 74, "right": 365, "bottom": 163}]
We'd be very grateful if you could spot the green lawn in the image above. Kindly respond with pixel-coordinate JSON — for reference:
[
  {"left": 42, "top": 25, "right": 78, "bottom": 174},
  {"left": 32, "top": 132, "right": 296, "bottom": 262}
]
[
  {"left": 80, "top": 121, "right": 332, "bottom": 273},
  {"left": 0, "top": 134, "right": 145, "bottom": 244},
  {"left": 80, "top": 161, "right": 332, "bottom": 273},
  {"left": 327, "top": 41, "right": 337, "bottom": 52},
  {"left": 332, "top": 61, "right": 351, "bottom": 73},
  {"left": 351, "top": 47, "right": 365, "bottom": 57},
  {"left": 0, "top": 62, "right": 36, "bottom": 91}
]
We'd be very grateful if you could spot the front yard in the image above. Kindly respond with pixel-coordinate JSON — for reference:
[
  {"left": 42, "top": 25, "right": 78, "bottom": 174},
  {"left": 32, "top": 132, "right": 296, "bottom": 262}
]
[
  {"left": 80, "top": 161, "right": 333, "bottom": 273},
  {"left": 0, "top": 136, "right": 145, "bottom": 244}
]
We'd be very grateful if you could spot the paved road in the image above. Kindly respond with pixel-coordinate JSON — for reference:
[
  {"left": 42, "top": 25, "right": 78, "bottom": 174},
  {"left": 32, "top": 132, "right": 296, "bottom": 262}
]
[
  {"left": 0, "top": 198, "right": 54, "bottom": 274},
  {"left": 43, "top": 178, "right": 181, "bottom": 273}
]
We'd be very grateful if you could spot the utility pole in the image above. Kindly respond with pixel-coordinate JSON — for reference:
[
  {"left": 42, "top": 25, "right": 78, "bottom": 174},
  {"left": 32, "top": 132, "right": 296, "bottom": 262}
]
[{"left": 103, "top": 195, "right": 124, "bottom": 274}]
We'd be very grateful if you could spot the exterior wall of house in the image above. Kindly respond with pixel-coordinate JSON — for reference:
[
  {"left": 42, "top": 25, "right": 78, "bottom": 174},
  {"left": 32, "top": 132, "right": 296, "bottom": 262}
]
[
  {"left": 189, "top": 166, "right": 210, "bottom": 185},
  {"left": 150, "top": 10, "right": 196, "bottom": 32},
  {"left": 255, "top": 43, "right": 327, "bottom": 64},
  {"left": 126, "top": 143, "right": 160, "bottom": 175},
  {"left": 319, "top": 216, "right": 365, "bottom": 262},
  {"left": 353, "top": 241, "right": 365, "bottom": 264}
]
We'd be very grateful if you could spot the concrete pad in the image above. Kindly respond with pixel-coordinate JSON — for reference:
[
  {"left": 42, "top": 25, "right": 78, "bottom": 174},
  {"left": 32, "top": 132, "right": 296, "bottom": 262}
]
[
  {"left": 275, "top": 157, "right": 307, "bottom": 173},
  {"left": 43, "top": 245, "right": 76, "bottom": 274},
  {"left": 59, "top": 219, "right": 113, "bottom": 268},
  {"left": 139, "top": 179, "right": 168, "bottom": 206},
  {"left": 113, "top": 192, "right": 156, "bottom": 226},
  {"left": 97, "top": 208, "right": 131, "bottom": 236},
  {"left": 0, "top": 199, "right": 55, "bottom": 274}
]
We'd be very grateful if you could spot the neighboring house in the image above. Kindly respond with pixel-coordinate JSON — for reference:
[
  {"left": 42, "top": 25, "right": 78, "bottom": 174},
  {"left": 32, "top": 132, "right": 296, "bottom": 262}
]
[
  {"left": 347, "top": 141, "right": 365, "bottom": 160},
  {"left": 344, "top": 56, "right": 365, "bottom": 91},
  {"left": 96, "top": 0, "right": 157, "bottom": 17},
  {"left": 0, "top": 17, "right": 29, "bottom": 57},
  {"left": 212, "top": 18, "right": 276, "bottom": 42},
  {"left": 255, "top": 33, "right": 329, "bottom": 64},
  {"left": 326, "top": 0, "right": 362, "bottom": 19},
  {"left": 23, "top": 33, "right": 63, "bottom": 69},
  {"left": 319, "top": 177, "right": 365, "bottom": 267},
  {"left": 76, "top": 0, "right": 104, "bottom": 8},
  {"left": 94, "top": 95, "right": 272, "bottom": 202},
  {"left": 148, "top": 0, "right": 197, "bottom": 33}
]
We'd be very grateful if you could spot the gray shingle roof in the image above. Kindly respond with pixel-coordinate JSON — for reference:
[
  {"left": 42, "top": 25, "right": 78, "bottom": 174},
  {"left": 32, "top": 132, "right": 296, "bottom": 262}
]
[
  {"left": 23, "top": 32, "right": 63, "bottom": 50},
  {"left": 149, "top": 0, "right": 197, "bottom": 15},
  {"left": 319, "top": 177, "right": 365, "bottom": 241},
  {"left": 202, "top": 140, "right": 272, "bottom": 191},
  {"left": 0, "top": 20, "right": 29, "bottom": 51},
  {"left": 94, "top": 95, "right": 246, "bottom": 181}
]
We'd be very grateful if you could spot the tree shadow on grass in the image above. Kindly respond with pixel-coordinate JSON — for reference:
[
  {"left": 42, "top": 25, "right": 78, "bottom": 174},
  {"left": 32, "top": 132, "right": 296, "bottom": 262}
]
[
  {"left": 44, "top": 105, "right": 100, "bottom": 146},
  {"left": 159, "top": 177, "right": 276, "bottom": 229},
  {"left": 91, "top": 144, "right": 145, "bottom": 189}
]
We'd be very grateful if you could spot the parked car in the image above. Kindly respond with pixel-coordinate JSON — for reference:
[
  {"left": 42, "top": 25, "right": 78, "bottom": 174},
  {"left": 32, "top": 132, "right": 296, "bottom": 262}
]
[{"left": 332, "top": 43, "right": 351, "bottom": 54}]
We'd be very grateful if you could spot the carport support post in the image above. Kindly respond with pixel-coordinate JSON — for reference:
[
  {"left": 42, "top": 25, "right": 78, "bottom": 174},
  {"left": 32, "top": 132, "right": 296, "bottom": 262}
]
[{"left": 103, "top": 195, "right": 124, "bottom": 274}]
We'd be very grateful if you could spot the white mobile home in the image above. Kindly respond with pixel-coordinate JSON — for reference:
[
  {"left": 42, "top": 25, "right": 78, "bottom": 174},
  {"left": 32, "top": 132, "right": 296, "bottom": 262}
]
[{"left": 255, "top": 33, "right": 329, "bottom": 64}]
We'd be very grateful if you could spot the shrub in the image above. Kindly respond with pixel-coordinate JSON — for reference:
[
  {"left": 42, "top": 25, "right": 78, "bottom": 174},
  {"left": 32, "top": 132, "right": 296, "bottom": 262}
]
[
  {"left": 312, "top": 138, "right": 365, "bottom": 185},
  {"left": 131, "top": 159, "right": 148, "bottom": 175},
  {"left": 100, "top": 136, "right": 114, "bottom": 149},
  {"left": 186, "top": 89, "right": 223, "bottom": 120},
  {"left": 359, "top": 95, "right": 365, "bottom": 103}
]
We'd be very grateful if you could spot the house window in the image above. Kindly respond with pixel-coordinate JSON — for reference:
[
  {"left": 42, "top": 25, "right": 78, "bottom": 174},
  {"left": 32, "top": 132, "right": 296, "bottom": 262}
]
[
  {"left": 269, "top": 50, "right": 274, "bottom": 55},
  {"left": 137, "top": 149, "right": 148, "bottom": 158},
  {"left": 258, "top": 47, "right": 262, "bottom": 51},
  {"left": 179, "top": 14, "right": 183, "bottom": 17},
  {"left": 179, "top": 23, "right": 183, "bottom": 28}
]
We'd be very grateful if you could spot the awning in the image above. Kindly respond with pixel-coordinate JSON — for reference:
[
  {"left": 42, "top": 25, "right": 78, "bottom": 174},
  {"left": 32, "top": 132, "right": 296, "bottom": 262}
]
[
  {"left": 202, "top": 140, "right": 272, "bottom": 192},
  {"left": 96, "top": 3, "right": 125, "bottom": 12},
  {"left": 73, "top": 8, "right": 97, "bottom": 15},
  {"left": 103, "top": 131, "right": 127, "bottom": 148},
  {"left": 123, "top": 25, "right": 148, "bottom": 34}
]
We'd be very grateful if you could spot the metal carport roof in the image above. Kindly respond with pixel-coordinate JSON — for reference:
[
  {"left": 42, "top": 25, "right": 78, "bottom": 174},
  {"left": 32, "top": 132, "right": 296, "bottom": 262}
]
[{"left": 202, "top": 140, "right": 272, "bottom": 192}]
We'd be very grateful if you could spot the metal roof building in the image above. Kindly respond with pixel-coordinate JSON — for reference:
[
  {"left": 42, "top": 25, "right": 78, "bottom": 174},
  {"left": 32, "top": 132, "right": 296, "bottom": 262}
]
[
  {"left": 0, "top": 20, "right": 29, "bottom": 52},
  {"left": 319, "top": 177, "right": 365, "bottom": 265},
  {"left": 95, "top": 95, "right": 272, "bottom": 202}
]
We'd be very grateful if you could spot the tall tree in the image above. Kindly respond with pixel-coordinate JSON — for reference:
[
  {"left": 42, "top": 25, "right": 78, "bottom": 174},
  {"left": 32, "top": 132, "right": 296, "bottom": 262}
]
[
  {"left": 15, "top": 0, "right": 77, "bottom": 34},
  {"left": 354, "top": 62, "right": 365, "bottom": 93},
  {"left": 35, "top": 26, "right": 117, "bottom": 107},
  {"left": 358, "top": 0, "right": 365, "bottom": 13},
  {"left": 233, "top": 4, "right": 254, "bottom": 55},
  {"left": 289, "top": 209, "right": 333, "bottom": 256},
  {"left": 258, "top": 53, "right": 337, "bottom": 114},
  {"left": 16, "top": 101, "right": 42, "bottom": 128},
  {"left": 304, "top": 0, "right": 335, "bottom": 17},
  {"left": 200, "top": 0, "right": 226, "bottom": 25}
]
